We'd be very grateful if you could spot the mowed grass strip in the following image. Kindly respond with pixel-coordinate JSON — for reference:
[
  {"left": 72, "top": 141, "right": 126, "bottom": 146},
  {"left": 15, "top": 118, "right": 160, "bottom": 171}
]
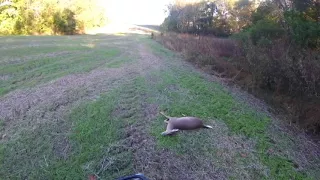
[
  {"left": 0, "top": 35, "right": 140, "bottom": 179},
  {"left": 0, "top": 36, "right": 121, "bottom": 96},
  {"left": 146, "top": 39, "right": 312, "bottom": 179},
  {"left": 0, "top": 83, "right": 135, "bottom": 179},
  {"left": 107, "top": 56, "right": 134, "bottom": 68},
  {"left": 0, "top": 45, "right": 85, "bottom": 60}
]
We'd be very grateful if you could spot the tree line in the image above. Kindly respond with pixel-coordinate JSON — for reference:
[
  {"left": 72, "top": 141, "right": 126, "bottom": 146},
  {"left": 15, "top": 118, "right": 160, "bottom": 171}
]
[
  {"left": 162, "top": 0, "right": 319, "bottom": 48},
  {"left": 0, "top": 0, "right": 107, "bottom": 35}
]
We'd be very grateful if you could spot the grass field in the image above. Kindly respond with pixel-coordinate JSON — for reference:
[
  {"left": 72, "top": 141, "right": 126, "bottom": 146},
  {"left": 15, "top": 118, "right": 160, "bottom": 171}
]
[{"left": 0, "top": 33, "right": 319, "bottom": 179}]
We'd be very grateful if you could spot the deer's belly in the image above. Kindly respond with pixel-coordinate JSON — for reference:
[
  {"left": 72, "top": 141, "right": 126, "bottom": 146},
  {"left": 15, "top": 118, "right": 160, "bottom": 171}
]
[{"left": 173, "top": 120, "right": 203, "bottom": 130}]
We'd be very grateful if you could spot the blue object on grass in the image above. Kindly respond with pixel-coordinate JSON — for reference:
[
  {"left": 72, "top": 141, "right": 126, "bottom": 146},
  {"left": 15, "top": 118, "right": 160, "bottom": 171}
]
[{"left": 116, "top": 173, "right": 149, "bottom": 180}]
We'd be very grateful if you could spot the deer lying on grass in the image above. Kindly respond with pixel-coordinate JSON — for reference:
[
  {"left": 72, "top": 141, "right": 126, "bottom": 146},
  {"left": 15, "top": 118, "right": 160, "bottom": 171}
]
[{"left": 160, "top": 111, "right": 213, "bottom": 136}]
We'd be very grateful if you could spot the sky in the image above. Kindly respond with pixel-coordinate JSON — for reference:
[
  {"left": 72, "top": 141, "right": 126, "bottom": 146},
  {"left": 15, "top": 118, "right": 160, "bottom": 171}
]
[{"left": 103, "top": 0, "right": 173, "bottom": 25}]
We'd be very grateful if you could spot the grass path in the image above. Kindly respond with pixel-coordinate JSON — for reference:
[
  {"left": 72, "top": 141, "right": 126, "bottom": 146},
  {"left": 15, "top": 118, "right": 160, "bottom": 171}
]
[{"left": 0, "top": 34, "right": 319, "bottom": 179}]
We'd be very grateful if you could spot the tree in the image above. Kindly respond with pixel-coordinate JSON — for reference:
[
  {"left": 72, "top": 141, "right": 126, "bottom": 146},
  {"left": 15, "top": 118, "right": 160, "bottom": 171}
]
[{"left": 0, "top": 0, "right": 108, "bottom": 35}]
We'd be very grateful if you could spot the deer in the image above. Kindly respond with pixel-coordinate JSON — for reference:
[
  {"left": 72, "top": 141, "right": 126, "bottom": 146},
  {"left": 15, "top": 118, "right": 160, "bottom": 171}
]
[{"left": 159, "top": 111, "right": 213, "bottom": 136}]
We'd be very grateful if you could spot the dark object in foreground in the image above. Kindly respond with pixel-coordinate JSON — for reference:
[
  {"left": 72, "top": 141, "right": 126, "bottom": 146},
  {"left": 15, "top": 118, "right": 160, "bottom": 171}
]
[
  {"left": 116, "top": 173, "right": 149, "bottom": 180},
  {"left": 160, "top": 111, "right": 213, "bottom": 136}
]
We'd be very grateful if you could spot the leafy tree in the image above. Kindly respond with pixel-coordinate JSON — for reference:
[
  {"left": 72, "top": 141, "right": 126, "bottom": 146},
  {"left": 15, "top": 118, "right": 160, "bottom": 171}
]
[
  {"left": 53, "top": 8, "right": 76, "bottom": 35},
  {"left": 0, "top": 0, "right": 108, "bottom": 35}
]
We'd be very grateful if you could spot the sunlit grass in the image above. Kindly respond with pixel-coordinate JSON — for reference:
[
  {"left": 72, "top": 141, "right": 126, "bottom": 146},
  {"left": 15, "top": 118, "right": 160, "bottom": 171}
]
[{"left": 0, "top": 36, "right": 121, "bottom": 96}]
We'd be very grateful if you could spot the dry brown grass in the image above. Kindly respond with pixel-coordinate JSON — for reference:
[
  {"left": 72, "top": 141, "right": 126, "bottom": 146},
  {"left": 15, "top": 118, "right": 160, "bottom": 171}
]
[
  {"left": 241, "top": 39, "right": 320, "bottom": 133},
  {"left": 158, "top": 32, "right": 237, "bottom": 58},
  {"left": 154, "top": 32, "right": 241, "bottom": 80}
]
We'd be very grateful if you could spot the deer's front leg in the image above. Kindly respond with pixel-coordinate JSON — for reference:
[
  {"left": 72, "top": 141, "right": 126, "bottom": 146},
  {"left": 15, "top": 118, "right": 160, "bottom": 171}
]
[
  {"left": 161, "top": 129, "right": 179, "bottom": 136},
  {"left": 161, "top": 123, "right": 179, "bottom": 136}
]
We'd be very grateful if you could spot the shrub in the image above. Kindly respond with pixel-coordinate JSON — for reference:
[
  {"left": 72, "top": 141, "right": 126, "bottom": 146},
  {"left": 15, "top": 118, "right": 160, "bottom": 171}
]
[
  {"left": 249, "top": 20, "right": 285, "bottom": 45},
  {"left": 0, "top": 0, "right": 105, "bottom": 35},
  {"left": 53, "top": 9, "right": 76, "bottom": 35},
  {"left": 284, "top": 10, "right": 320, "bottom": 48}
]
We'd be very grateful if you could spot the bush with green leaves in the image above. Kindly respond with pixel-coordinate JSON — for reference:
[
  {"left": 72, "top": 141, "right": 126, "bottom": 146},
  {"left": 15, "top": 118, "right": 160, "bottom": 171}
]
[
  {"left": 284, "top": 10, "right": 320, "bottom": 48},
  {"left": 249, "top": 19, "right": 285, "bottom": 45},
  {"left": 53, "top": 9, "right": 76, "bottom": 35},
  {"left": 0, "top": 0, "right": 107, "bottom": 35}
]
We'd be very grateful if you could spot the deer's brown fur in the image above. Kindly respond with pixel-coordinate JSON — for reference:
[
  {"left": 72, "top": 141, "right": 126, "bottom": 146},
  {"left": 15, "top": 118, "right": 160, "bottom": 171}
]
[{"left": 160, "top": 112, "right": 213, "bottom": 136}]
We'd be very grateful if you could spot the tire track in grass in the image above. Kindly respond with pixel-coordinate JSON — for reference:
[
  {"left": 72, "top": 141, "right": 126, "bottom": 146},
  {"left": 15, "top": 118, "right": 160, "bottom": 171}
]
[
  {"left": 118, "top": 43, "right": 228, "bottom": 180},
  {"left": 92, "top": 43, "right": 214, "bottom": 180},
  {"left": 108, "top": 75, "right": 207, "bottom": 180},
  {"left": 0, "top": 36, "right": 163, "bottom": 179}
]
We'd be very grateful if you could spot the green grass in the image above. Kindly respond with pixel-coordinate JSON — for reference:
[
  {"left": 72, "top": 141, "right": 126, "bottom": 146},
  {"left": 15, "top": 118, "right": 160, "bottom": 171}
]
[
  {"left": 146, "top": 39, "right": 311, "bottom": 179},
  {"left": 0, "top": 34, "right": 315, "bottom": 180},
  {"left": 0, "top": 37, "right": 121, "bottom": 96},
  {"left": 48, "top": 88, "right": 133, "bottom": 179},
  {"left": 1, "top": 46, "right": 83, "bottom": 59},
  {"left": 107, "top": 56, "right": 134, "bottom": 68},
  {"left": 0, "top": 35, "right": 139, "bottom": 179},
  {"left": 0, "top": 83, "right": 133, "bottom": 179}
]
